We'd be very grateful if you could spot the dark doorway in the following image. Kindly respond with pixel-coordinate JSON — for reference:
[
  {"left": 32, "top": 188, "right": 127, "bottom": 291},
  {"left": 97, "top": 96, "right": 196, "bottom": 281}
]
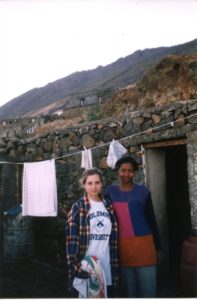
[
  {"left": 165, "top": 145, "right": 191, "bottom": 278},
  {"left": 145, "top": 142, "right": 192, "bottom": 297}
]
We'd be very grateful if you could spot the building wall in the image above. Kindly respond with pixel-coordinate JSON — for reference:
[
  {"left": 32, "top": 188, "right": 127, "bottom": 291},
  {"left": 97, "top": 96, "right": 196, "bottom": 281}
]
[
  {"left": 0, "top": 99, "right": 196, "bottom": 262},
  {"left": 145, "top": 149, "right": 169, "bottom": 263},
  {"left": 187, "top": 130, "right": 197, "bottom": 233},
  {"left": 0, "top": 117, "right": 45, "bottom": 138}
]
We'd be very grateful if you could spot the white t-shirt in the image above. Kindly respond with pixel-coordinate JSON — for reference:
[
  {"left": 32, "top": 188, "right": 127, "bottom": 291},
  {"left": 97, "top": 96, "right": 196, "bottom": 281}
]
[{"left": 85, "top": 199, "right": 112, "bottom": 285}]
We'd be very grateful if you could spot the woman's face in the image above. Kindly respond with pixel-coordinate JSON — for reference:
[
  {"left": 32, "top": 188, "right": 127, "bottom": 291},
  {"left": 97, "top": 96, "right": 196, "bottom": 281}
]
[
  {"left": 84, "top": 174, "right": 103, "bottom": 198},
  {"left": 118, "top": 162, "right": 135, "bottom": 184}
]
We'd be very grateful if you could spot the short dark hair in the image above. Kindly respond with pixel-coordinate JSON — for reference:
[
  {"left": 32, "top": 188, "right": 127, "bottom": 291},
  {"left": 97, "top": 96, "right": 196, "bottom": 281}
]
[{"left": 115, "top": 154, "right": 138, "bottom": 171}]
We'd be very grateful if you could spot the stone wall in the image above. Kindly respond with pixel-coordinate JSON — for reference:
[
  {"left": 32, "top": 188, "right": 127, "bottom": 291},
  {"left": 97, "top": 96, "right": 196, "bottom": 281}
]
[
  {"left": 0, "top": 96, "right": 101, "bottom": 138},
  {"left": 187, "top": 130, "right": 197, "bottom": 233},
  {"left": 0, "top": 99, "right": 197, "bottom": 262},
  {"left": 0, "top": 117, "right": 45, "bottom": 138}
]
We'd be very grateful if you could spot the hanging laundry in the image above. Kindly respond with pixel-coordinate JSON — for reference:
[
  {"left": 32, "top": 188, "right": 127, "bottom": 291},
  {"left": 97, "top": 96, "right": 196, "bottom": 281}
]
[
  {"left": 22, "top": 159, "right": 57, "bottom": 217},
  {"left": 4, "top": 204, "right": 22, "bottom": 217},
  {"left": 73, "top": 256, "right": 107, "bottom": 298},
  {"left": 107, "top": 140, "right": 127, "bottom": 169},
  {"left": 81, "top": 147, "right": 93, "bottom": 169}
]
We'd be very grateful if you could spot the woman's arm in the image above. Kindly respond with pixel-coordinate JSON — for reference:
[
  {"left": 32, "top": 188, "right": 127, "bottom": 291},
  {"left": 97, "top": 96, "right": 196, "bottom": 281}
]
[
  {"left": 66, "top": 202, "right": 88, "bottom": 278},
  {"left": 145, "top": 193, "right": 162, "bottom": 251},
  {"left": 103, "top": 187, "right": 112, "bottom": 203}
]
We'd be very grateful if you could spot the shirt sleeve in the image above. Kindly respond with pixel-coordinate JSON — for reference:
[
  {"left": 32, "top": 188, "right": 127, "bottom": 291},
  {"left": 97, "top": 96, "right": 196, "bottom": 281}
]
[
  {"left": 66, "top": 202, "right": 84, "bottom": 278},
  {"left": 104, "top": 187, "right": 112, "bottom": 202},
  {"left": 145, "top": 193, "right": 162, "bottom": 251}
]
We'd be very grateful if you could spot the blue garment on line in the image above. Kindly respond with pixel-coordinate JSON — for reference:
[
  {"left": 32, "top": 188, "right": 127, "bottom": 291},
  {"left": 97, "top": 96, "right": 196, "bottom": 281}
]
[{"left": 5, "top": 204, "right": 22, "bottom": 217}]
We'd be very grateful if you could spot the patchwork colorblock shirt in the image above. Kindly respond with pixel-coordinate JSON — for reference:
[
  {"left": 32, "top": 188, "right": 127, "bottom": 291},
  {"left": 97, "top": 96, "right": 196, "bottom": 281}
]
[
  {"left": 105, "top": 184, "right": 161, "bottom": 266},
  {"left": 66, "top": 195, "right": 119, "bottom": 290}
]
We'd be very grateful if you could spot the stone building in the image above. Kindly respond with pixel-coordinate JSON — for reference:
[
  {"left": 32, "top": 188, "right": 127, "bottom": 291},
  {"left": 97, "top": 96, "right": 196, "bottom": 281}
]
[
  {"left": 0, "top": 117, "right": 46, "bottom": 138},
  {"left": 0, "top": 98, "right": 197, "bottom": 296}
]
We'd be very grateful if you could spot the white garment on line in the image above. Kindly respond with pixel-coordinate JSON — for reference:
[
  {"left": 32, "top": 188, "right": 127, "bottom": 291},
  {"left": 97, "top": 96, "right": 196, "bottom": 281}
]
[
  {"left": 107, "top": 140, "right": 127, "bottom": 169},
  {"left": 81, "top": 148, "right": 92, "bottom": 169},
  {"left": 22, "top": 159, "right": 57, "bottom": 217}
]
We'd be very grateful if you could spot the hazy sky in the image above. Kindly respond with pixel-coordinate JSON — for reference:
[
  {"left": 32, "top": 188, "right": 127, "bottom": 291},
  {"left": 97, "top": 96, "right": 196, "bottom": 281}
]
[{"left": 1, "top": 0, "right": 197, "bottom": 107}]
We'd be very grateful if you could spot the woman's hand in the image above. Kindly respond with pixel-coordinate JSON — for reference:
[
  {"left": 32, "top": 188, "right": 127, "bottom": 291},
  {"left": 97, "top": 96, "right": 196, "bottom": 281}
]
[{"left": 76, "top": 269, "right": 90, "bottom": 279}]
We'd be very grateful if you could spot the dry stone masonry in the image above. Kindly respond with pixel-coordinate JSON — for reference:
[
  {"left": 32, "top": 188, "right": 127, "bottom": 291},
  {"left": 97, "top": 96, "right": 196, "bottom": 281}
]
[{"left": 0, "top": 99, "right": 197, "bottom": 262}]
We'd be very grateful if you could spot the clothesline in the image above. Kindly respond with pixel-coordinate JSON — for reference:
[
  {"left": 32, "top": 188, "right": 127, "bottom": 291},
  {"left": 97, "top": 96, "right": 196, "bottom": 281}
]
[{"left": 0, "top": 112, "right": 196, "bottom": 165}]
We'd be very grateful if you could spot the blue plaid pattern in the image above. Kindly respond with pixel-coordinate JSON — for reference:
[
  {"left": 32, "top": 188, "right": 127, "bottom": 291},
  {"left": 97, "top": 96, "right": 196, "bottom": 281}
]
[{"left": 66, "top": 194, "right": 119, "bottom": 291}]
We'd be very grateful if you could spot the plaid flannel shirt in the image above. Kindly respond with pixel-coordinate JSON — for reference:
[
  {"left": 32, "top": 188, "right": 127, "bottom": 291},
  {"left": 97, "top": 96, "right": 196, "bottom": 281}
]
[{"left": 66, "top": 194, "right": 119, "bottom": 291}]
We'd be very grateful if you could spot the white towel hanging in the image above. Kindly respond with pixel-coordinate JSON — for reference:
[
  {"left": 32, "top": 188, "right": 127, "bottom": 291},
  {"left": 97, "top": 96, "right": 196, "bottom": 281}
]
[
  {"left": 22, "top": 159, "right": 57, "bottom": 217},
  {"left": 107, "top": 140, "right": 127, "bottom": 169},
  {"left": 81, "top": 147, "right": 93, "bottom": 169}
]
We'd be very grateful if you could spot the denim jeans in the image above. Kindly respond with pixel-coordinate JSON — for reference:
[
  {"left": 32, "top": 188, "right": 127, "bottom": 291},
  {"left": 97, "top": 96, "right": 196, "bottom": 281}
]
[{"left": 120, "top": 265, "right": 157, "bottom": 298}]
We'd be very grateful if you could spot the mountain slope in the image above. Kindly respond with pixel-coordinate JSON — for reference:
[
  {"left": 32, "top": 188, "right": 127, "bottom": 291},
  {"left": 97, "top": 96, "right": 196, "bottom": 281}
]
[
  {"left": 101, "top": 53, "right": 197, "bottom": 117},
  {"left": 0, "top": 38, "right": 197, "bottom": 119}
]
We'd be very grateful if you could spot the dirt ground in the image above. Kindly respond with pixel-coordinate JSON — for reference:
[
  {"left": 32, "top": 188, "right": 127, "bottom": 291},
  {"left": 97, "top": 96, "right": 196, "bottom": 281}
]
[
  {"left": 0, "top": 259, "right": 69, "bottom": 298},
  {"left": 0, "top": 259, "right": 181, "bottom": 298}
]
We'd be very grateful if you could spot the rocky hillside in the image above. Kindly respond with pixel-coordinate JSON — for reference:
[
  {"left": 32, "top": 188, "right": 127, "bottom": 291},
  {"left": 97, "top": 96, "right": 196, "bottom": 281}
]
[
  {"left": 101, "top": 54, "right": 197, "bottom": 117},
  {"left": 0, "top": 38, "right": 197, "bottom": 119},
  {"left": 32, "top": 53, "right": 197, "bottom": 134}
]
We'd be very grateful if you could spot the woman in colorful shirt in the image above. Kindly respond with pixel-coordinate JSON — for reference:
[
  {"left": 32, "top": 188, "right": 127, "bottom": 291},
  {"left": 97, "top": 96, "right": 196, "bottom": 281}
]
[
  {"left": 105, "top": 155, "right": 161, "bottom": 298},
  {"left": 66, "top": 168, "right": 119, "bottom": 297}
]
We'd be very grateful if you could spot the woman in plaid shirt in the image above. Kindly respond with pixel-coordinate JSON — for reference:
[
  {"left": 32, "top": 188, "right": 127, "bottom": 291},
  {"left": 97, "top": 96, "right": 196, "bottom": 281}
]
[{"left": 66, "top": 168, "right": 119, "bottom": 297}]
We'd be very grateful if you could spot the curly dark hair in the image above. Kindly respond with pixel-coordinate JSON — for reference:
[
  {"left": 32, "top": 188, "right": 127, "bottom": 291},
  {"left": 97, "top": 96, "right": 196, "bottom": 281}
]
[{"left": 115, "top": 154, "right": 138, "bottom": 171}]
